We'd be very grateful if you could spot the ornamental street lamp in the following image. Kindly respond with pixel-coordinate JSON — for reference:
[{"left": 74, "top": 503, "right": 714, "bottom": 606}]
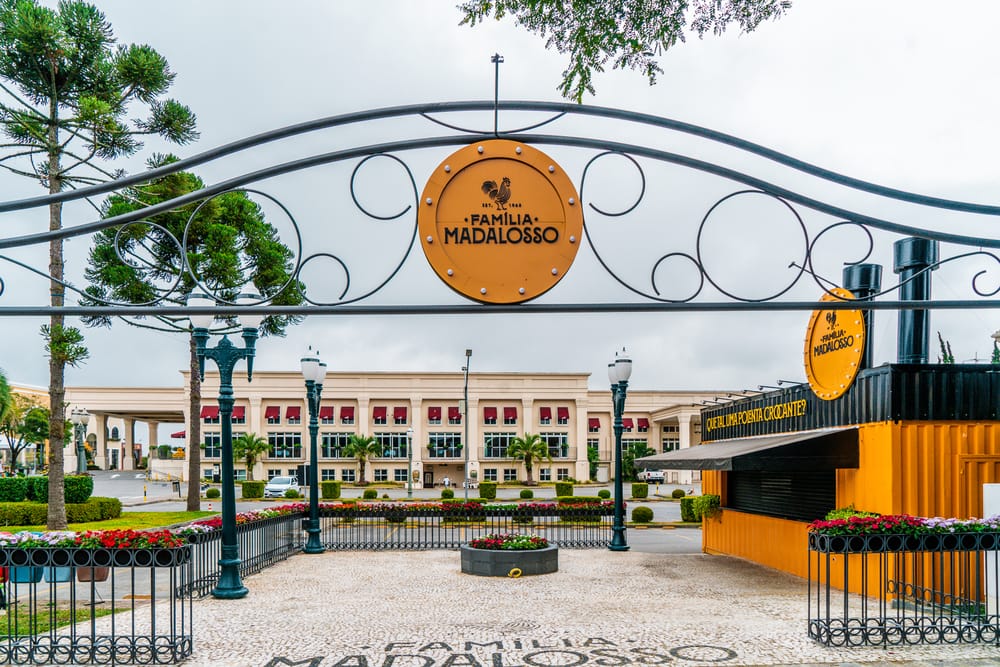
[
  {"left": 462, "top": 349, "right": 472, "bottom": 501},
  {"left": 188, "top": 291, "right": 265, "bottom": 599},
  {"left": 608, "top": 348, "right": 632, "bottom": 552},
  {"left": 406, "top": 427, "right": 414, "bottom": 499},
  {"left": 300, "top": 346, "right": 327, "bottom": 554},
  {"left": 69, "top": 408, "right": 90, "bottom": 474}
]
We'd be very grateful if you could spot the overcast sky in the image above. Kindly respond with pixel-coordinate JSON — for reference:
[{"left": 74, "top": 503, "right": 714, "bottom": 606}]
[{"left": 3, "top": 0, "right": 1000, "bottom": 398}]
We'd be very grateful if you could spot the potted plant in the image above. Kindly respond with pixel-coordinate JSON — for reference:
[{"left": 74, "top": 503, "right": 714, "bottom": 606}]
[{"left": 460, "top": 532, "right": 558, "bottom": 576}]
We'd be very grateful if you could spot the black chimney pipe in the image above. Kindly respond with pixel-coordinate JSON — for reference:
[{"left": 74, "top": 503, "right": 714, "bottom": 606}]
[
  {"left": 893, "top": 237, "right": 938, "bottom": 364},
  {"left": 843, "top": 263, "right": 882, "bottom": 371}
]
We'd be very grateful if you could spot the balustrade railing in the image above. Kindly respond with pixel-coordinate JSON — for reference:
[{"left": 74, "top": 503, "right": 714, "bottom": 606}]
[{"left": 808, "top": 531, "right": 1000, "bottom": 647}]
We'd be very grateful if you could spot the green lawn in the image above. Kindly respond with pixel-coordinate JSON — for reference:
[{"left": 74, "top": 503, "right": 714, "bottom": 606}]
[
  {"left": 0, "top": 511, "right": 214, "bottom": 533},
  {"left": 4, "top": 606, "right": 116, "bottom": 636}
]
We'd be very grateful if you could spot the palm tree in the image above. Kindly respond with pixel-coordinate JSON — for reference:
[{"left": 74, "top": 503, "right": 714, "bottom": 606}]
[
  {"left": 508, "top": 433, "right": 553, "bottom": 486},
  {"left": 345, "top": 434, "right": 382, "bottom": 485},
  {"left": 232, "top": 433, "right": 270, "bottom": 481}
]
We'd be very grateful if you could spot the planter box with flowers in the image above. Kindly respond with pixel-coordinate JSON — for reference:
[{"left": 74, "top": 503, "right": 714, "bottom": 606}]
[
  {"left": 0, "top": 529, "right": 191, "bottom": 583},
  {"left": 460, "top": 533, "right": 558, "bottom": 576},
  {"left": 808, "top": 514, "right": 1000, "bottom": 553}
]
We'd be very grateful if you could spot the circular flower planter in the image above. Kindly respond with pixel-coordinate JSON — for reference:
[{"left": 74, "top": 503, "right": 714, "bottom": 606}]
[{"left": 460, "top": 544, "right": 558, "bottom": 577}]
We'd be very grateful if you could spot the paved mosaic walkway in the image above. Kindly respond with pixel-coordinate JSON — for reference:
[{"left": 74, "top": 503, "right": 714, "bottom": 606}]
[{"left": 181, "top": 550, "right": 1000, "bottom": 667}]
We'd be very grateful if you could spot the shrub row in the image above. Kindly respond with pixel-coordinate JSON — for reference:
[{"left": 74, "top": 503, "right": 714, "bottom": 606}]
[
  {"left": 556, "top": 495, "right": 603, "bottom": 503},
  {"left": 0, "top": 496, "right": 121, "bottom": 526},
  {"left": 0, "top": 475, "right": 94, "bottom": 504}
]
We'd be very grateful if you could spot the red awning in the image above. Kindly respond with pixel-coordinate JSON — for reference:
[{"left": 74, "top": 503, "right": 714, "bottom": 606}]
[
  {"left": 319, "top": 406, "right": 334, "bottom": 420},
  {"left": 428, "top": 406, "right": 442, "bottom": 420},
  {"left": 637, "top": 418, "right": 650, "bottom": 429},
  {"left": 483, "top": 407, "right": 498, "bottom": 420},
  {"left": 539, "top": 407, "right": 552, "bottom": 420},
  {"left": 286, "top": 406, "right": 301, "bottom": 419},
  {"left": 503, "top": 407, "right": 517, "bottom": 421},
  {"left": 200, "top": 406, "right": 219, "bottom": 419},
  {"left": 622, "top": 418, "right": 634, "bottom": 429},
  {"left": 232, "top": 406, "right": 245, "bottom": 419},
  {"left": 264, "top": 406, "right": 280, "bottom": 419},
  {"left": 557, "top": 407, "right": 570, "bottom": 421},
  {"left": 448, "top": 406, "right": 462, "bottom": 421},
  {"left": 373, "top": 406, "right": 387, "bottom": 419},
  {"left": 340, "top": 406, "right": 355, "bottom": 420},
  {"left": 588, "top": 418, "right": 600, "bottom": 430},
  {"left": 393, "top": 406, "right": 407, "bottom": 421},
  {"left": 170, "top": 430, "right": 186, "bottom": 438}
]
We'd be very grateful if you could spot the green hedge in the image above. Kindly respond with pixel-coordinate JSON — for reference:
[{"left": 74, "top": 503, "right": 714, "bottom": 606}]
[
  {"left": 631, "top": 482, "right": 648, "bottom": 499},
  {"left": 0, "top": 496, "right": 121, "bottom": 526},
  {"left": 241, "top": 481, "right": 264, "bottom": 499},
  {"left": 28, "top": 475, "right": 94, "bottom": 504},
  {"left": 0, "top": 477, "right": 28, "bottom": 502},
  {"left": 362, "top": 489, "right": 378, "bottom": 500},
  {"left": 479, "top": 482, "right": 497, "bottom": 500},
  {"left": 555, "top": 481, "right": 574, "bottom": 497},
  {"left": 441, "top": 488, "right": 455, "bottom": 499},
  {"left": 0, "top": 502, "right": 46, "bottom": 525},
  {"left": 556, "top": 495, "right": 604, "bottom": 503},
  {"left": 680, "top": 496, "right": 697, "bottom": 522},
  {"left": 205, "top": 487, "right": 221, "bottom": 499},
  {"left": 631, "top": 506, "right": 654, "bottom": 523},
  {"left": 441, "top": 498, "right": 485, "bottom": 504},
  {"left": 519, "top": 489, "right": 533, "bottom": 499},
  {"left": 89, "top": 496, "right": 123, "bottom": 520},
  {"left": 598, "top": 489, "right": 611, "bottom": 499},
  {"left": 321, "top": 481, "right": 342, "bottom": 499}
]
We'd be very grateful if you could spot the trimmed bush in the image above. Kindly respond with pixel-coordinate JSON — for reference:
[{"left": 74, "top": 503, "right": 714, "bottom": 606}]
[
  {"left": 479, "top": 482, "right": 497, "bottom": 500},
  {"left": 28, "top": 475, "right": 93, "bottom": 504},
  {"left": 90, "top": 496, "right": 123, "bottom": 520},
  {"left": 156, "top": 444, "right": 171, "bottom": 459},
  {"left": 25, "top": 476, "right": 45, "bottom": 501},
  {"left": 597, "top": 489, "right": 611, "bottom": 499},
  {"left": 631, "top": 506, "right": 654, "bottom": 523},
  {"left": 241, "top": 481, "right": 264, "bottom": 499},
  {"left": 0, "top": 477, "right": 28, "bottom": 502},
  {"left": 631, "top": 482, "right": 648, "bottom": 499},
  {"left": 205, "top": 487, "right": 221, "bottom": 499},
  {"left": 519, "top": 489, "right": 534, "bottom": 499},
  {"left": 362, "top": 489, "right": 378, "bottom": 500},
  {"left": 556, "top": 495, "right": 603, "bottom": 503},
  {"left": 441, "top": 488, "right": 455, "bottom": 499},
  {"left": 692, "top": 494, "right": 721, "bottom": 520},
  {"left": 680, "top": 496, "right": 697, "bottom": 522},
  {"left": 284, "top": 488, "right": 301, "bottom": 499},
  {"left": 671, "top": 488, "right": 686, "bottom": 499},
  {"left": 555, "top": 481, "right": 574, "bottom": 497},
  {"left": 321, "top": 480, "right": 342, "bottom": 499},
  {"left": 441, "top": 498, "right": 485, "bottom": 504},
  {"left": 66, "top": 500, "right": 102, "bottom": 523}
]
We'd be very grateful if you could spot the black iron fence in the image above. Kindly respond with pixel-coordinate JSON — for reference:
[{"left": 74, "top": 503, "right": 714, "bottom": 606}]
[
  {"left": 318, "top": 503, "right": 613, "bottom": 550},
  {"left": 179, "top": 512, "right": 302, "bottom": 598},
  {"left": 0, "top": 546, "right": 193, "bottom": 665},
  {"left": 808, "top": 532, "right": 1000, "bottom": 647}
]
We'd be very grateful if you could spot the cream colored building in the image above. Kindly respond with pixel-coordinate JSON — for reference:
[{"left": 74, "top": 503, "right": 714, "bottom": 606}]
[{"left": 64, "top": 371, "right": 731, "bottom": 486}]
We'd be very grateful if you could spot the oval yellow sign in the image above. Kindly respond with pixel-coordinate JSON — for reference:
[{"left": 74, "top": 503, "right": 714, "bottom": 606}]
[
  {"left": 803, "top": 287, "right": 866, "bottom": 401},
  {"left": 418, "top": 140, "right": 583, "bottom": 304}
]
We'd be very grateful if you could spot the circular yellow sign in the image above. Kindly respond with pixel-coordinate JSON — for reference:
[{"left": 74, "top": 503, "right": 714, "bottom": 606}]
[
  {"left": 803, "top": 288, "right": 866, "bottom": 401},
  {"left": 418, "top": 140, "right": 584, "bottom": 304}
]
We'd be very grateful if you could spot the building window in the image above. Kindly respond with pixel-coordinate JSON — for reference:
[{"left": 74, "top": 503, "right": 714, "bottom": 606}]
[
  {"left": 321, "top": 469, "right": 337, "bottom": 481},
  {"left": 267, "top": 432, "right": 302, "bottom": 458},
  {"left": 588, "top": 418, "right": 600, "bottom": 433},
  {"left": 394, "top": 469, "right": 409, "bottom": 483},
  {"left": 373, "top": 406, "right": 387, "bottom": 426},
  {"left": 202, "top": 468, "right": 214, "bottom": 480},
  {"left": 539, "top": 407, "right": 552, "bottom": 426},
  {"left": 503, "top": 407, "right": 517, "bottom": 426},
  {"left": 662, "top": 424, "right": 679, "bottom": 433},
  {"left": 320, "top": 406, "right": 335, "bottom": 425},
  {"left": 234, "top": 469, "right": 247, "bottom": 481},
  {"left": 557, "top": 407, "right": 569, "bottom": 426},
  {"left": 267, "top": 468, "right": 282, "bottom": 480},
  {"left": 503, "top": 468, "right": 517, "bottom": 482},
  {"left": 265, "top": 406, "right": 281, "bottom": 425},
  {"left": 203, "top": 432, "right": 222, "bottom": 459},
  {"left": 637, "top": 418, "right": 650, "bottom": 433},
  {"left": 427, "top": 407, "right": 442, "bottom": 425},
  {"left": 662, "top": 438, "right": 680, "bottom": 452},
  {"left": 483, "top": 468, "right": 498, "bottom": 482},
  {"left": 540, "top": 432, "right": 569, "bottom": 458},
  {"left": 374, "top": 432, "right": 408, "bottom": 459},
  {"left": 286, "top": 407, "right": 302, "bottom": 425},
  {"left": 448, "top": 406, "right": 462, "bottom": 425},
  {"left": 557, "top": 468, "right": 569, "bottom": 481},
  {"left": 374, "top": 468, "right": 388, "bottom": 482},
  {"left": 483, "top": 407, "right": 497, "bottom": 425},
  {"left": 393, "top": 407, "right": 408, "bottom": 426},
  {"left": 483, "top": 432, "right": 515, "bottom": 458},
  {"left": 201, "top": 406, "right": 220, "bottom": 425},
  {"left": 232, "top": 406, "right": 246, "bottom": 425},
  {"left": 287, "top": 469, "right": 298, "bottom": 478},
  {"left": 340, "top": 407, "right": 355, "bottom": 425},
  {"left": 341, "top": 469, "right": 356, "bottom": 482},
  {"left": 622, "top": 418, "right": 634, "bottom": 433},
  {"left": 427, "top": 432, "right": 462, "bottom": 458},
  {"left": 539, "top": 468, "right": 552, "bottom": 482},
  {"left": 321, "top": 432, "right": 353, "bottom": 458},
  {"left": 622, "top": 438, "right": 649, "bottom": 452}
]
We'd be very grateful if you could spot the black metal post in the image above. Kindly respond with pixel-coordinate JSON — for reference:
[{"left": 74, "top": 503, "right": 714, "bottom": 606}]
[
  {"left": 75, "top": 421, "right": 87, "bottom": 474},
  {"left": 194, "top": 329, "right": 256, "bottom": 599},
  {"left": 304, "top": 379, "right": 324, "bottom": 553},
  {"left": 610, "top": 379, "right": 630, "bottom": 551}
]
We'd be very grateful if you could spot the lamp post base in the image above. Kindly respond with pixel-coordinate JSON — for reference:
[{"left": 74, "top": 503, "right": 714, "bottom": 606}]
[
  {"left": 212, "top": 554, "right": 248, "bottom": 599},
  {"left": 304, "top": 526, "right": 325, "bottom": 554}
]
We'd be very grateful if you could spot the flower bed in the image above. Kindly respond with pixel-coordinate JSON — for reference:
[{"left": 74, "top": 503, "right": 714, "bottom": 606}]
[
  {"left": 468, "top": 533, "right": 549, "bottom": 550},
  {"left": 461, "top": 532, "right": 557, "bottom": 576},
  {"left": 808, "top": 514, "right": 1000, "bottom": 553}
]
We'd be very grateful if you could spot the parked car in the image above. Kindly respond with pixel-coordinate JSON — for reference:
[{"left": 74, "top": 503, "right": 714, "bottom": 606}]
[
  {"left": 636, "top": 469, "right": 665, "bottom": 483},
  {"left": 264, "top": 476, "right": 300, "bottom": 498}
]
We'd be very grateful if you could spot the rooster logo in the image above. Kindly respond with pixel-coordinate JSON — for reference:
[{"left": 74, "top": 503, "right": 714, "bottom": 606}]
[
  {"left": 481, "top": 177, "right": 512, "bottom": 210},
  {"left": 825, "top": 311, "right": 837, "bottom": 329}
]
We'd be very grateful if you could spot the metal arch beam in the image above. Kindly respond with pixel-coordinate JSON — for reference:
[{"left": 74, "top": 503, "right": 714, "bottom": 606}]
[{"left": 2, "top": 133, "right": 999, "bottom": 252}]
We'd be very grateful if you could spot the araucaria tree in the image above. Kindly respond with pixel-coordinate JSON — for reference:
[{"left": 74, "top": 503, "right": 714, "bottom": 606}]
[
  {"left": 0, "top": 0, "right": 197, "bottom": 529},
  {"left": 83, "top": 155, "right": 303, "bottom": 510},
  {"left": 459, "top": 0, "right": 791, "bottom": 101}
]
